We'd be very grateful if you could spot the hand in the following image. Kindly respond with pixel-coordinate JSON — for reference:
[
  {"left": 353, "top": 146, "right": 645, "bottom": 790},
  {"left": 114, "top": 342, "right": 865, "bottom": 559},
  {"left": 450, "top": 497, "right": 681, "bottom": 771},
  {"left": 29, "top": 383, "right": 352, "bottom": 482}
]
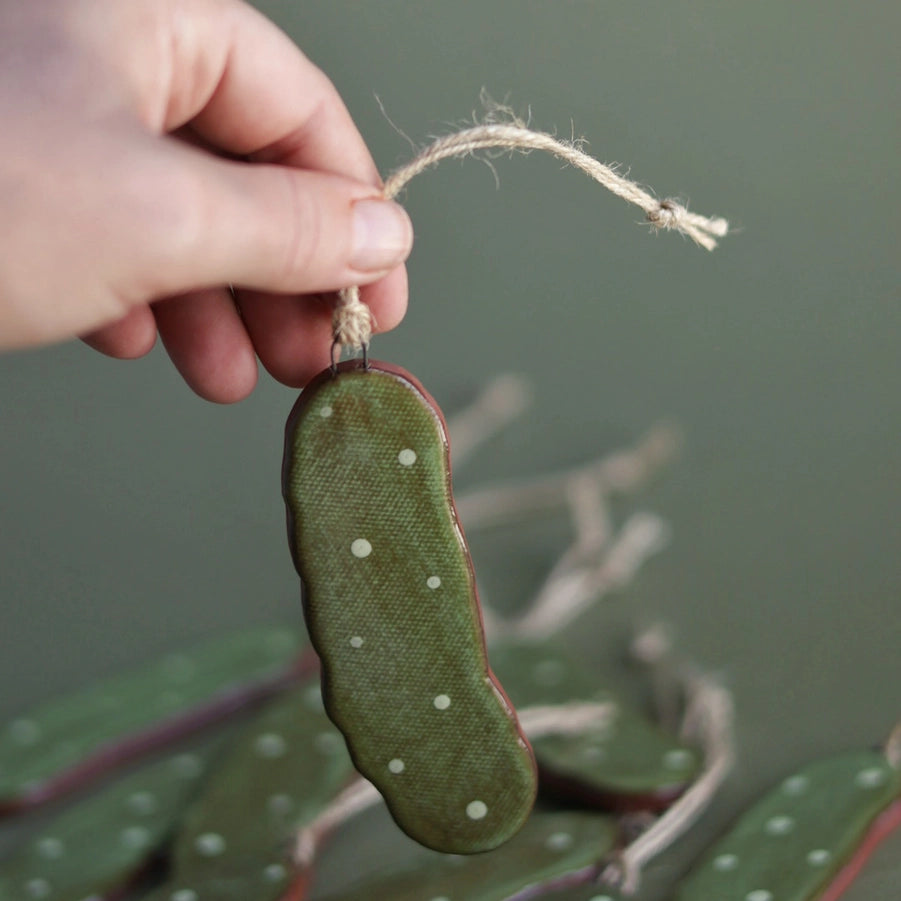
[{"left": 0, "top": 0, "right": 412, "bottom": 401}]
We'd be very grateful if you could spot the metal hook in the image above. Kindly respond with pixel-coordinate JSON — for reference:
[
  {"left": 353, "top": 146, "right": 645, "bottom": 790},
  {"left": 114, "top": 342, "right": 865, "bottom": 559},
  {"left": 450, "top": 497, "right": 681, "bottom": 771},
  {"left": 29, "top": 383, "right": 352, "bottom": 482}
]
[
  {"left": 330, "top": 340, "right": 370, "bottom": 375},
  {"left": 330, "top": 339, "right": 341, "bottom": 376}
]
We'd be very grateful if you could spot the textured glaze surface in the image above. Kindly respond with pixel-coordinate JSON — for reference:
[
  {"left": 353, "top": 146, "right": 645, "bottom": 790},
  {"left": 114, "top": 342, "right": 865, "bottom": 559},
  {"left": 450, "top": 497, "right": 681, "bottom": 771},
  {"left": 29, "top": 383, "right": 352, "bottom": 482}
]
[
  {"left": 490, "top": 641, "right": 700, "bottom": 808},
  {"left": 147, "top": 681, "right": 352, "bottom": 901},
  {"left": 0, "top": 628, "right": 302, "bottom": 810},
  {"left": 0, "top": 750, "right": 211, "bottom": 901},
  {"left": 317, "top": 808, "right": 619, "bottom": 901},
  {"left": 675, "top": 750, "right": 901, "bottom": 901},
  {"left": 283, "top": 361, "right": 536, "bottom": 853}
]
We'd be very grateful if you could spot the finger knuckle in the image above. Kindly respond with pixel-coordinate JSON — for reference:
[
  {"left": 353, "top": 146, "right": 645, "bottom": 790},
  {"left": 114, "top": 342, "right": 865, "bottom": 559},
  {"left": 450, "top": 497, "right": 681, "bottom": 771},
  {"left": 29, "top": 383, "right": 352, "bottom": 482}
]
[{"left": 277, "top": 168, "right": 328, "bottom": 284}]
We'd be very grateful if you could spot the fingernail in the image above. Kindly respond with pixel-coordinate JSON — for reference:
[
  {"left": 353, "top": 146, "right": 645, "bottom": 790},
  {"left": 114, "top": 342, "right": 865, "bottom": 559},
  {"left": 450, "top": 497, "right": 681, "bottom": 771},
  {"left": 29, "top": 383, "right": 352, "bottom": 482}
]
[{"left": 351, "top": 199, "right": 412, "bottom": 272}]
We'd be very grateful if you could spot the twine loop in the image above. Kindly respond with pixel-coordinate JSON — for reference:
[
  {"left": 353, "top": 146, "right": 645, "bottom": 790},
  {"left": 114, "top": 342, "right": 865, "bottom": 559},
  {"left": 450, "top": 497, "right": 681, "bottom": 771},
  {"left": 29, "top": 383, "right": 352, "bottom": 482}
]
[{"left": 333, "top": 106, "right": 731, "bottom": 353}]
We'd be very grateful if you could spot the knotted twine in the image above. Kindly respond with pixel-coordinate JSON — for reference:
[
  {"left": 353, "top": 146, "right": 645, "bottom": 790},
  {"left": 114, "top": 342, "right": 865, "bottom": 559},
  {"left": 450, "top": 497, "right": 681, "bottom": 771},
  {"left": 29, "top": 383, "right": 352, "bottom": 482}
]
[{"left": 333, "top": 117, "right": 730, "bottom": 351}]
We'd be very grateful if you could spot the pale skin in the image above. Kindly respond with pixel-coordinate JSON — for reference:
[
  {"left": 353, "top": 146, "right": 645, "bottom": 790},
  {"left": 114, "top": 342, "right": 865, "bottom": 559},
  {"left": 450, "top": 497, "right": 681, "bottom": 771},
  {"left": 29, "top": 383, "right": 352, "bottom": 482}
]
[{"left": 0, "top": 0, "right": 413, "bottom": 402}]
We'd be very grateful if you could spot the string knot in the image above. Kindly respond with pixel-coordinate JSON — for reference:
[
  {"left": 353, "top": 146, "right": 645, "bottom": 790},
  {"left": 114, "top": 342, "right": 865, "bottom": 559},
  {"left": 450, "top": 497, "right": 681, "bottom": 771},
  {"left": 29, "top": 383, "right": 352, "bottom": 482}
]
[
  {"left": 647, "top": 198, "right": 730, "bottom": 251},
  {"left": 333, "top": 286, "right": 372, "bottom": 350},
  {"left": 647, "top": 199, "right": 685, "bottom": 230}
]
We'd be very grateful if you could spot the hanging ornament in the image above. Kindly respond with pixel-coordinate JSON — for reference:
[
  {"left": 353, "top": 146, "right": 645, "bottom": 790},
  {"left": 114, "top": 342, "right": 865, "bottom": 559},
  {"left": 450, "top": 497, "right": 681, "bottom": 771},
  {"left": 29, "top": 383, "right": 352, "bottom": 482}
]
[{"left": 283, "top": 102, "right": 730, "bottom": 854}]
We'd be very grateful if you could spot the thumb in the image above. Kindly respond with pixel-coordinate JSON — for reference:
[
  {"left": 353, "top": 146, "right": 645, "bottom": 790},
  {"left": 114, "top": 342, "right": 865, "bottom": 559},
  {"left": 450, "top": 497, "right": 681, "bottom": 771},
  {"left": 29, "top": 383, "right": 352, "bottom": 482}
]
[{"left": 138, "top": 143, "right": 413, "bottom": 299}]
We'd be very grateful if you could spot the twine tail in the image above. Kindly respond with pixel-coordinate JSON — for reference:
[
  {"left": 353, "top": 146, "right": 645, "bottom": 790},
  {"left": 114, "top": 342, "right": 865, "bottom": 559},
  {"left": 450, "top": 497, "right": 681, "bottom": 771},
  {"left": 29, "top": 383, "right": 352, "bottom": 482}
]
[{"left": 332, "top": 112, "right": 731, "bottom": 353}]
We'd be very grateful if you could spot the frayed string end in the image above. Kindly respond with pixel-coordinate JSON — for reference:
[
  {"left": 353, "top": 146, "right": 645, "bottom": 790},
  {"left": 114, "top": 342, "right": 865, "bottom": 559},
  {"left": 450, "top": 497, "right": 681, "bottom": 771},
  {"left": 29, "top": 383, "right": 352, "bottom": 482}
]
[{"left": 648, "top": 200, "right": 730, "bottom": 250}]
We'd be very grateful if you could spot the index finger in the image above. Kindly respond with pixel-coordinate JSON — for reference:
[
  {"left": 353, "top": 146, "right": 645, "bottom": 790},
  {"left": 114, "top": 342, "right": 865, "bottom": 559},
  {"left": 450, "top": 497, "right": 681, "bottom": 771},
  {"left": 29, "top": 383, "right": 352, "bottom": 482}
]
[{"left": 141, "top": 0, "right": 382, "bottom": 185}]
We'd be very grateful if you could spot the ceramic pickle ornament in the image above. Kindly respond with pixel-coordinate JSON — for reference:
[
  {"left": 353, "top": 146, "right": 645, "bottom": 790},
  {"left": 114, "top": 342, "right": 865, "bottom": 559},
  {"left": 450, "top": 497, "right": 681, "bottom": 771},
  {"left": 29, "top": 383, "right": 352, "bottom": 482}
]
[
  {"left": 0, "top": 627, "right": 306, "bottom": 816},
  {"left": 674, "top": 739, "right": 901, "bottom": 901},
  {"left": 146, "top": 680, "right": 354, "bottom": 901},
  {"left": 283, "top": 109, "right": 729, "bottom": 854},
  {"left": 489, "top": 640, "right": 702, "bottom": 812},
  {"left": 0, "top": 748, "right": 213, "bottom": 901},
  {"left": 283, "top": 361, "right": 537, "bottom": 854}
]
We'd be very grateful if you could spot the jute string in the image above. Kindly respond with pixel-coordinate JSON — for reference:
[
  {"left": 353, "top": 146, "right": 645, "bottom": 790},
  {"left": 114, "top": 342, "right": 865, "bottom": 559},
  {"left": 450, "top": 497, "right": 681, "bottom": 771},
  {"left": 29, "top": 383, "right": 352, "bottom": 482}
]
[
  {"left": 508, "top": 664, "right": 735, "bottom": 900},
  {"left": 334, "top": 120, "right": 730, "bottom": 350},
  {"left": 886, "top": 720, "right": 901, "bottom": 770},
  {"left": 602, "top": 667, "right": 735, "bottom": 894}
]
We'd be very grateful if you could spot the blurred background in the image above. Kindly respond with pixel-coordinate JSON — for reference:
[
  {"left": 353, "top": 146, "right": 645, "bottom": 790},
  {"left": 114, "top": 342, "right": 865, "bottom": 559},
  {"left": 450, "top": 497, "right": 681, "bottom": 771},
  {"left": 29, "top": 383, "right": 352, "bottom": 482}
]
[{"left": 1, "top": 0, "right": 898, "bottom": 896}]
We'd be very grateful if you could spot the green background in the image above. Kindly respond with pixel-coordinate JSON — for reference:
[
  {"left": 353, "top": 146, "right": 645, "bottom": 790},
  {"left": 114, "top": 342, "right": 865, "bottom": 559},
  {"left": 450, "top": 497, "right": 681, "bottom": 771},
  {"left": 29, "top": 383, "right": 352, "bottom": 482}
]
[{"left": 1, "top": 0, "right": 898, "bottom": 897}]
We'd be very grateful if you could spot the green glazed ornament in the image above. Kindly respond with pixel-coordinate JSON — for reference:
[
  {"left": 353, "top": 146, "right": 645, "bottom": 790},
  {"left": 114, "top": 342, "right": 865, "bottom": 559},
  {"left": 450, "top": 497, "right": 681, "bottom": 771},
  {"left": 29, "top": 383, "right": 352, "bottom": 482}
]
[
  {"left": 490, "top": 641, "right": 701, "bottom": 811},
  {"left": 283, "top": 360, "right": 537, "bottom": 854},
  {"left": 675, "top": 747, "right": 901, "bottom": 901},
  {"left": 0, "top": 749, "right": 212, "bottom": 901},
  {"left": 0, "top": 627, "right": 305, "bottom": 815},
  {"left": 316, "top": 807, "right": 619, "bottom": 901},
  {"left": 149, "top": 681, "right": 354, "bottom": 901}
]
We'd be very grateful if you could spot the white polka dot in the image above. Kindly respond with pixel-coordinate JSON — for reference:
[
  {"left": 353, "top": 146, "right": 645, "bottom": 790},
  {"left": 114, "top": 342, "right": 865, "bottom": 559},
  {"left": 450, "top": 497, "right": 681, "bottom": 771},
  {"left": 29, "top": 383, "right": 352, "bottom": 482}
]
[
  {"left": 429, "top": 897, "right": 451, "bottom": 901},
  {"left": 121, "top": 826, "right": 151, "bottom": 849},
  {"left": 663, "top": 749, "right": 694, "bottom": 770},
  {"left": 25, "top": 879, "right": 51, "bottom": 899},
  {"left": 268, "top": 794, "right": 294, "bottom": 815},
  {"left": 263, "top": 863, "right": 287, "bottom": 882},
  {"left": 350, "top": 635, "right": 364, "bottom": 648},
  {"left": 807, "top": 848, "right": 832, "bottom": 866},
  {"left": 171, "top": 891, "right": 199, "bottom": 901},
  {"left": 587, "top": 896, "right": 616, "bottom": 901},
  {"left": 713, "top": 853, "right": 740, "bottom": 871},
  {"left": 314, "top": 732, "right": 342, "bottom": 755},
  {"left": 255, "top": 732, "right": 287, "bottom": 759},
  {"left": 36, "top": 837, "right": 65, "bottom": 859},
  {"left": 127, "top": 791, "right": 158, "bottom": 816},
  {"left": 433, "top": 694, "right": 451, "bottom": 710},
  {"left": 398, "top": 448, "right": 417, "bottom": 466},
  {"left": 170, "top": 754, "right": 203, "bottom": 779},
  {"left": 388, "top": 758, "right": 406, "bottom": 774},
  {"left": 746, "top": 892, "right": 773, "bottom": 901},
  {"left": 351, "top": 538, "right": 372, "bottom": 558},
  {"left": 782, "top": 774, "right": 810, "bottom": 796},
  {"left": 765, "top": 815, "right": 795, "bottom": 836},
  {"left": 195, "top": 832, "right": 227, "bottom": 857},
  {"left": 466, "top": 800, "right": 488, "bottom": 820},
  {"left": 9, "top": 719, "right": 41, "bottom": 746},
  {"left": 855, "top": 766, "right": 888, "bottom": 789},
  {"left": 545, "top": 831, "right": 573, "bottom": 851},
  {"left": 319, "top": 405, "right": 333, "bottom": 418},
  {"left": 426, "top": 576, "right": 442, "bottom": 589}
]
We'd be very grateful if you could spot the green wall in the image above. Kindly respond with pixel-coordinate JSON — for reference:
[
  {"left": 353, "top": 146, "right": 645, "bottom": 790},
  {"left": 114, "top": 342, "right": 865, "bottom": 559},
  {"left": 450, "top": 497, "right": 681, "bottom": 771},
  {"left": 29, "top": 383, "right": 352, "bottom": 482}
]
[{"left": 1, "top": 1, "right": 898, "bottom": 896}]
